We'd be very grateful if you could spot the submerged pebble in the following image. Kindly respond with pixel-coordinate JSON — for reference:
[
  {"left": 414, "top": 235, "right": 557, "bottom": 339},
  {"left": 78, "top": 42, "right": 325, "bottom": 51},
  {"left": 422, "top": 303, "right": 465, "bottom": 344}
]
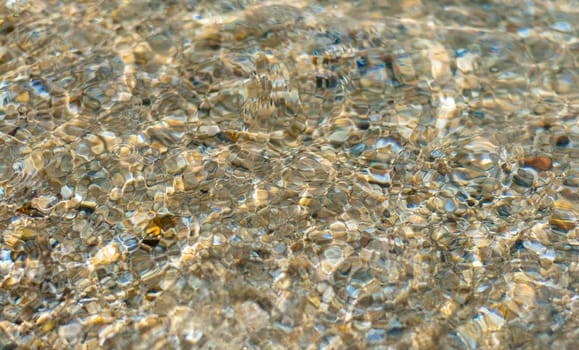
[{"left": 523, "top": 156, "right": 553, "bottom": 171}]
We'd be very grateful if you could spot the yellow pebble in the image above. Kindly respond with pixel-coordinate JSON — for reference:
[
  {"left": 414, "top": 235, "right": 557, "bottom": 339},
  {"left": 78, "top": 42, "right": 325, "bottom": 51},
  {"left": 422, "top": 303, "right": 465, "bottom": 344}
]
[
  {"left": 146, "top": 225, "right": 161, "bottom": 237},
  {"left": 122, "top": 53, "right": 135, "bottom": 64},
  {"left": 42, "top": 320, "right": 56, "bottom": 332},
  {"left": 16, "top": 91, "right": 30, "bottom": 103}
]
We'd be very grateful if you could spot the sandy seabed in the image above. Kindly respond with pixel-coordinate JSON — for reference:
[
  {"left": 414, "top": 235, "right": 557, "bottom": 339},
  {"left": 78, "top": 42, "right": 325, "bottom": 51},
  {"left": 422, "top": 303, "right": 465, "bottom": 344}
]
[{"left": 0, "top": 0, "right": 577, "bottom": 349}]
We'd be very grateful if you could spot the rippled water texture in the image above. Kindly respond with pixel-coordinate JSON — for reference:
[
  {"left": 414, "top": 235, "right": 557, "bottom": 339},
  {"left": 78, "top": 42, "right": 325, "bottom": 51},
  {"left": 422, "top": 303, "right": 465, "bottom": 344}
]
[{"left": 0, "top": 0, "right": 577, "bottom": 349}]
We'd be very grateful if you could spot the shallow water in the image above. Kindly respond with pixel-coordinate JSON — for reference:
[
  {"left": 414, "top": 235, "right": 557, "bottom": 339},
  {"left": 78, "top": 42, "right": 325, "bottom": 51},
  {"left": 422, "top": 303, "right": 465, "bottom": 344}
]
[{"left": 0, "top": 0, "right": 577, "bottom": 349}]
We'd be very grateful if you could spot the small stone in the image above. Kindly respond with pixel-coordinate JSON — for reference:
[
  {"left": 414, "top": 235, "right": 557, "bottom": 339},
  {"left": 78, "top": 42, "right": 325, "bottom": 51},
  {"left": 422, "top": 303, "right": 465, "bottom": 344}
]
[
  {"left": 16, "top": 91, "right": 30, "bottom": 103},
  {"left": 61, "top": 185, "right": 73, "bottom": 200},
  {"left": 512, "top": 168, "right": 536, "bottom": 188},
  {"left": 329, "top": 221, "right": 346, "bottom": 236},
  {"left": 522, "top": 156, "right": 552, "bottom": 171},
  {"left": 78, "top": 201, "right": 97, "bottom": 215},
  {"left": 366, "top": 166, "right": 391, "bottom": 186},
  {"left": 236, "top": 301, "right": 269, "bottom": 333},
  {"left": 549, "top": 218, "right": 575, "bottom": 232},
  {"left": 133, "top": 42, "right": 154, "bottom": 64},
  {"left": 31, "top": 195, "right": 57, "bottom": 213},
  {"left": 117, "top": 92, "right": 132, "bottom": 102},
  {"left": 121, "top": 53, "right": 135, "bottom": 64},
  {"left": 17, "top": 228, "right": 38, "bottom": 240},
  {"left": 299, "top": 194, "right": 313, "bottom": 207},
  {"left": 512, "top": 283, "right": 536, "bottom": 309},
  {"left": 90, "top": 242, "right": 121, "bottom": 266},
  {"left": 109, "top": 188, "right": 123, "bottom": 201},
  {"left": 555, "top": 135, "right": 570, "bottom": 147},
  {"left": 58, "top": 321, "right": 82, "bottom": 340},
  {"left": 198, "top": 125, "right": 220, "bottom": 137},
  {"left": 253, "top": 188, "right": 269, "bottom": 204},
  {"left": 328, "top": 130, "right": 350, "bottom": 146}
]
